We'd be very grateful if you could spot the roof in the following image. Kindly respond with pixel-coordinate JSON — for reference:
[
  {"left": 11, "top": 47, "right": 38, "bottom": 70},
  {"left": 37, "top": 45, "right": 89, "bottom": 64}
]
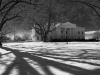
[{"left": 56, "top": 22, "right": 77, "bottom": 28}]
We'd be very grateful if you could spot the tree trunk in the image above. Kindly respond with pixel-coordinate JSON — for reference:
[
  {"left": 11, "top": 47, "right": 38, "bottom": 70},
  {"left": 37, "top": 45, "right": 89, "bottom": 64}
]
[
  {"left": 0, "top": 30, "right": 2, "bottom": 46},
  {"left": 43, "top": 35, "right": 47, "bottom": 42},
  {"left": 0, "top": 42, "right": 2, "bottom": 46},
  {"left": 0, "top": 36, "right": 2, "bottom": 46}
]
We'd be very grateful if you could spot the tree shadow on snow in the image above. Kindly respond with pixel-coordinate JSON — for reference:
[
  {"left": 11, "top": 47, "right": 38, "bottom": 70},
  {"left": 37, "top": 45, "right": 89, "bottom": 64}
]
[
  {"left": 1, "top": 56, "right": 41, "bottom": 75},
  {"left": 0, "top": 46, "right": 100, "bottom": 75},
  {"left": 0, "top": 47, "right": 42, "bottom": 75}
]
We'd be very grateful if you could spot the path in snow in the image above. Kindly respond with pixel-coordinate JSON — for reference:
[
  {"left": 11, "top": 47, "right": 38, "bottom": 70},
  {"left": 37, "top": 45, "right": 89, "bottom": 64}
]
[{"left": 0, "top": 42, "right": 100, "bottom": 75}]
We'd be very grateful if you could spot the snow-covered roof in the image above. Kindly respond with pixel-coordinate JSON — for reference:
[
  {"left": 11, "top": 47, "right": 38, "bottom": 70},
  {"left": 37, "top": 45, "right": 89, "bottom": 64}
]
[
  {"left": 56, "top": 22, "right": 77, "bottom": 28},
  {"left": 62, "top": 22, "right": 76, "bottom": 26},
  {"left": 85, "top": 30, "right": 100, "bottom": 35},
  {"left": 85, "top": 31, "right": 96, "bottom": 34}
]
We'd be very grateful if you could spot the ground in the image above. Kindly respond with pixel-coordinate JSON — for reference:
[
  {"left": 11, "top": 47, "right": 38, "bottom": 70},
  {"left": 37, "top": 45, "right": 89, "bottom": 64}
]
[{"left": 0, "top": 42, "right": 100, "bottom": 75}]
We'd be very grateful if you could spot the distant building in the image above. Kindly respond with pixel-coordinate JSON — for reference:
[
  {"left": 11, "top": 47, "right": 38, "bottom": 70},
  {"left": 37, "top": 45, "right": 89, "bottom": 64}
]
[
  {"left": 93, "top": 31, "right": 100, "bottom": 40},
  {"left": 31, "top": 22, "right": 85, "bottom": 41}
]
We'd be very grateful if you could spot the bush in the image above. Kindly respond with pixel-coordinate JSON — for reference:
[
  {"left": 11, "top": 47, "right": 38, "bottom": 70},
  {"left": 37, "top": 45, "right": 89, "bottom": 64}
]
[{"left": 50, "top": 39, "right": 99, "bottom": 42}]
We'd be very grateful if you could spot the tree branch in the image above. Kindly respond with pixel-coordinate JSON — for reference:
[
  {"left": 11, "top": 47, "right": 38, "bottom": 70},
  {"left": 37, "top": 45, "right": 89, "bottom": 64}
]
[
  {"left": 49, "top": 27, "right": 56, "bottom": 32},
  {"left": 18, "top": 0, "right": 43, "bottom": 6},
  {"left": 0, "top": 0, "right": 43, "bottom": 30},
  {"left": 0, "top": 0, "right": 2, "bottom": 7},
  {"left": 28, "top": 16, "right": 44, "bottom": 33},
  {"left": 68, "top": 0, "right": 100, "bottom": 18},
  {"left": 0, "top": 1, "right": 19, "bottom": 30},
  {"left": 0, "top": 1, "right": 15, "bottom": 12},
  {"left": 70, "top": 0, "right": 100, "bottom": 9}
]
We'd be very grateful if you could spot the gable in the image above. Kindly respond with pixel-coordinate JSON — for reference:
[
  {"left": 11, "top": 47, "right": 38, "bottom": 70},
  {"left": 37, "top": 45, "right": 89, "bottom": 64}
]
[{"left": 59, "top": 22, "right": 77, "bottom": 28}]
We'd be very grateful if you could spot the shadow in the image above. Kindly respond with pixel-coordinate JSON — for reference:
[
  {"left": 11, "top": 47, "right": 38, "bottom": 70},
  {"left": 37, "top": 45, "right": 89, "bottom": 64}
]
[
  {"left": 0, "top": 47, "right": 42, "bottom": 75},
  {"left": 1, "top": 46, "right": 100, "bottom": 75},
  {"left": 33, "top": 48, "right": 100, "bottom": 59},
  {"left": 2, "top": 56, "right": 41, "bottom": 75},
  {"left": 27, "top": 54, "right": 100, "bottom": 75},
  {"left": 31, "top": 49, "right": 100, "bottom": 67},
  {"left": 31, "top": 53, "right": 100, "bottom": 67}
]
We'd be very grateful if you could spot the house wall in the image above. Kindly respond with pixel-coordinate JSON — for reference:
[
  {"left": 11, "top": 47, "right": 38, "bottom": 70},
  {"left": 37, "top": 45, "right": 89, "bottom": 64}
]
[
  {"left": 75, "top": 27, "right": 85, "bottom": 39},
  {"left": 49, "top": 22, "right": 85, "bottom": 41}
]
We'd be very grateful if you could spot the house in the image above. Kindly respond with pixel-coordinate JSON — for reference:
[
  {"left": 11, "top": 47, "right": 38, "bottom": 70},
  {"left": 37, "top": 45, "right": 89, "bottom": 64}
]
[
  {"left": 93, "top": 31, "right": 100, "bottom": 40},
  {"left": 31, "top": 22, "right": 85, "bottom": 41}
]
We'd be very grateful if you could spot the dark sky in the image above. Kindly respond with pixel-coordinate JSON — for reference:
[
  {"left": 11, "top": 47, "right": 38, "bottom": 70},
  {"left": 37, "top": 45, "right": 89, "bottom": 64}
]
[
  {"left": 71, "top": 18, "right": 100, "bottom": 31},
  {"left": 74, "top": 21, "right": 99, "bottom": 31}
]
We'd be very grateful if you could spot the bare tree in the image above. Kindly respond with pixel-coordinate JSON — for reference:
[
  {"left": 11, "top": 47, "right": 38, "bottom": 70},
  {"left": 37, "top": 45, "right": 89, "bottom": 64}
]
[
  {"left": 23, "top": 0, "right": 100, "bottom": 42},
  {"left": 22, "top": 33, "right": 31, "bottom": 41},
  {"left": 58, "top": 0, "right": 100, "bottom": 24},
  {"left": 0, "top": 24, "right": 12, "bottom": 40},
  {"left": 25, "top": 0, "right": 71, "bottom": 42},
  {"left": 0, "top": 0, "right": 42, "bottom": 46},
  {"left": 14, "top": 35, "right": 22, "bottom": 42}
]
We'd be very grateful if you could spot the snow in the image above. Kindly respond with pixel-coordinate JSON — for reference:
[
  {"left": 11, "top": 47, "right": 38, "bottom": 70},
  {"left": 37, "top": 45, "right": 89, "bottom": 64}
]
[
  {"left": 85, "top": 31, "right": 96, "bottom": 34},
  {"left": 0, "top": 42, "right": 100, "bottom": 75},
  {"left": 48, "top": 66, "right": 73, "bottom": 75}
]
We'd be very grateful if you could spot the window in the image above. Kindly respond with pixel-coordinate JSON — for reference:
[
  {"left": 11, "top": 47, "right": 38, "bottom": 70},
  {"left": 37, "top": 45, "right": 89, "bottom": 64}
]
[
  {"left": 78, "top": 31, "right": 80, "bottom": 34},
  {"left": 51, "top": 36, "right": 52, "bottom": 40},
  {"left": 82, "top": 32, "right": 83, "bottom": 34},
  {"left": 37, "top": 36, "right": 39, "bottom": 40},
  {"left": 71, "top": 28, "right": 73, "bottom": 30},
  {"left": 61, "top": 31, "right": 63, "bottom": 33},
  {"left": 66, "top": 31, "right": 67, "bottom": 34},
  {"left": 61, "top": 28, "right": 63, "bottom": 33}
]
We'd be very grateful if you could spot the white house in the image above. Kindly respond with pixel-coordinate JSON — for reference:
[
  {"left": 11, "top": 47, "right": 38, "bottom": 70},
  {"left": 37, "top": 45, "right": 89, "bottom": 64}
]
[{"left": 31, "top": 22, "right": 85, "bottom": 41}]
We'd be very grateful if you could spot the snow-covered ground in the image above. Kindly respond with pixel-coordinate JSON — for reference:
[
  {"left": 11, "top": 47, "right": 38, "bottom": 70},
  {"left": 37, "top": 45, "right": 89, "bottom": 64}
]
[{"left": 0, "top": 42, "right": 100, "bottom": 75}]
